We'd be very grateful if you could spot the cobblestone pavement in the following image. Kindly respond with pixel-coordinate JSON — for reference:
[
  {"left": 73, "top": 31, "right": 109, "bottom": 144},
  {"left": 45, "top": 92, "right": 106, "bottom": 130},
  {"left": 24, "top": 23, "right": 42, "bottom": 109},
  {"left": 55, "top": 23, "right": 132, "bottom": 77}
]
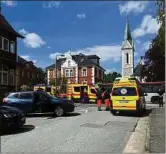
[{"left": 149, "top": 106, "right": 165, "bottom": 153}]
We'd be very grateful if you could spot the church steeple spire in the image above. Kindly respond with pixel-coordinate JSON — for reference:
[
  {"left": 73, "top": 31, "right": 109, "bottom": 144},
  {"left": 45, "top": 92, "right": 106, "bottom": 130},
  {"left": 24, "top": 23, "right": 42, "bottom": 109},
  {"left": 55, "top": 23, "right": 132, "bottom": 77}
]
[{"left": 124, "top": 15, "right": 132, "bottom": 41}]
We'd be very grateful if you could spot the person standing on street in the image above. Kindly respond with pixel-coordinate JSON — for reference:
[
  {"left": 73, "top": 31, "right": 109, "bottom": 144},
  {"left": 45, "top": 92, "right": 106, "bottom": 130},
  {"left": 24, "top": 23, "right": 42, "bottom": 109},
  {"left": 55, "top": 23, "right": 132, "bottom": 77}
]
[
  {"left": 104, "top": 89, "right": 111, "bottom": 111},
  {"left": 158, "top": 88, "right": 165, "bottom": 107},
  {"left": 96, "top": 88, "right": 102, "bottom": 111}
]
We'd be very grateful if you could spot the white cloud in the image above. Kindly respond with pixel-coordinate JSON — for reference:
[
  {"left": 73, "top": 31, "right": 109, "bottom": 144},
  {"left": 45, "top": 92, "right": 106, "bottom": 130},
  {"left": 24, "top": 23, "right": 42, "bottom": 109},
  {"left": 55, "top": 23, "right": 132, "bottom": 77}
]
[
  {"left": 77, "top": 13, "right": 86, "bottom": 19},
  {"left": 19, "top": 29, "right": 46, "bottom": 48},
  {"left": 49, "top": 44, "right": 122, "bottom": 62},
  {"left": 20, "top": 55, "right": 37, "bottom": 64},
  {"left": 2, "top": 1, "right": 17, "bottom": 7},
  {"left": 132, "top": 15, "right": 161, "bottom": 38},
  {"left": 47, "top": 46, "right": 51, "bottom": 49},
  {"left": 119, "top": 1, "right": 149, "bottom": 14},
  {"left": 43, "top": 1, "right": 60, "bottom": 9}
]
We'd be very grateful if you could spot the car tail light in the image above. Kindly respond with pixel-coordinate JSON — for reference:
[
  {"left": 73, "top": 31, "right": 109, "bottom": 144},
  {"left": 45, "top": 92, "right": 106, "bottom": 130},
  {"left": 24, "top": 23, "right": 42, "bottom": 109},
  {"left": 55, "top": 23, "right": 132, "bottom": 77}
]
[{"left": 2, "top": 98, "right": 7, "bottom": 103}]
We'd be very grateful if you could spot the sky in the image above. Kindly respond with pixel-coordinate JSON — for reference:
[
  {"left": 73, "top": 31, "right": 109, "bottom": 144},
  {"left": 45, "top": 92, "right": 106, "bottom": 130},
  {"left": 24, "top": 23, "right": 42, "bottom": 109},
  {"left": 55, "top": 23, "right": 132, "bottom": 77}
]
[{"left": 2, "top": 1, "right": 160, "bottom": 74}]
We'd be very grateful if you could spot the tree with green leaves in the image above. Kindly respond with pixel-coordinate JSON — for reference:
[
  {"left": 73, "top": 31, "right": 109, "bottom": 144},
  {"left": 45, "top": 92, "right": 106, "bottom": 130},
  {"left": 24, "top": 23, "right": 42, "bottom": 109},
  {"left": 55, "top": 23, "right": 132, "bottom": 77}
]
[
  {"left": 104, "top": 71, "right": 122, "bottom": 83},
  {"left": 144, "top": 0, "right": 165, "bottom": 81}
]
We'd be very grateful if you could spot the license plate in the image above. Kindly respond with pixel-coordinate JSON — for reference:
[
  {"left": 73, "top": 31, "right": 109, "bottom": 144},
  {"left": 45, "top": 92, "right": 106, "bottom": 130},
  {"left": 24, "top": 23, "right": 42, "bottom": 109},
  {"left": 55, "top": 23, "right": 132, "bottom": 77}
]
[{"left": 119, "top": 100, "right": 129, "bottom": 103}]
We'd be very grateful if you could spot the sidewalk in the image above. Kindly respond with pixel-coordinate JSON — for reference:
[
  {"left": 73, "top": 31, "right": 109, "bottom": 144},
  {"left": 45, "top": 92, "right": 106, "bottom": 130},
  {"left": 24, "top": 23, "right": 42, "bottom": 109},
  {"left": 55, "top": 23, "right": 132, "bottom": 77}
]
[{"left": 149, "top": 107, "right": 165, "bottom": 153}]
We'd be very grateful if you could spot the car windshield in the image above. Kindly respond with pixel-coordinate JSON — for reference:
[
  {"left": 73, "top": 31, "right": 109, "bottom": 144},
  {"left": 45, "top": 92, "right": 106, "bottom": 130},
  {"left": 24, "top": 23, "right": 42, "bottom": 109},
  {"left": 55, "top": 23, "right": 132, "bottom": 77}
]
[{"left": 112, "top": 87, "right": 137, "bottom": 96}]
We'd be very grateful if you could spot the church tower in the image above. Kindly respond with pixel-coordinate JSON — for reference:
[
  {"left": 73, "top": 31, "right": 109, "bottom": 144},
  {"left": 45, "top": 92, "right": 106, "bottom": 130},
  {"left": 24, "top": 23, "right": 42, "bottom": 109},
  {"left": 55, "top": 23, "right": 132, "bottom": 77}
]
[{"left": 121, "top": 16, "right": 134, "bottom": 77}]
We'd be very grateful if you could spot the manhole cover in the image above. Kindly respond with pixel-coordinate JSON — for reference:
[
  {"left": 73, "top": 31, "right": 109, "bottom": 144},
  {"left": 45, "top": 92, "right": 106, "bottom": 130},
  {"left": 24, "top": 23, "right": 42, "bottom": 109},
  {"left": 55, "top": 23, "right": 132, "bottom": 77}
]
[{"left": 81, "top": 123, "right": 103, "bottom": 128}]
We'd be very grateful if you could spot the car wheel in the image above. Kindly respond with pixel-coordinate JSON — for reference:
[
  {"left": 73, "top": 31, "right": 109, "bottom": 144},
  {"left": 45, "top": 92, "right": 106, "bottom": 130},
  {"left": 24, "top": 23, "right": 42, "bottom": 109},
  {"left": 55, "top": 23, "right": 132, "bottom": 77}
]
[{"left": 54, "top": 106, "right": 64, "bottom": 117}]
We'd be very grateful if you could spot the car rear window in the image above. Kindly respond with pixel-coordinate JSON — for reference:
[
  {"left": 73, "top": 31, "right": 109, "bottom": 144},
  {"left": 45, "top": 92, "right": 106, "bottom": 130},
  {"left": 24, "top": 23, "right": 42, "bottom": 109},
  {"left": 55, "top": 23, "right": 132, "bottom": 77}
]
[
  {"left": 20, "top": 93, "right": 33, "bottom": 99},
  {"left": 112, "top": 87, "right": 137, "bottom": 96}
]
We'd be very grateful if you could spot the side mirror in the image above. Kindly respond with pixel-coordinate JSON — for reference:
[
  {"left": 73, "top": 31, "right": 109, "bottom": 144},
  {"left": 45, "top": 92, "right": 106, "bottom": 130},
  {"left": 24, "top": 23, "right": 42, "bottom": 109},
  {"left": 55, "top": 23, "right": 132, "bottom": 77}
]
[{"left": 144, "top": 93, "right": 147, "bottom": 96}]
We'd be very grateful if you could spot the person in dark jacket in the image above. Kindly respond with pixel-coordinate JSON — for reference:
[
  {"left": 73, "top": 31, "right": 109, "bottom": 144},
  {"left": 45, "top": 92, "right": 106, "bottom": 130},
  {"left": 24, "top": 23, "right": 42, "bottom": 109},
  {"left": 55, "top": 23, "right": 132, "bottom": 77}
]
[
  {"left": 158, "top": 88, "right": 165, "bottom": 107},
  {"left": 96, "top": 88, "right": 102, "bottom": 111},
  {"left": 104, "top": 89, "right": 111, "bottom": 111}
]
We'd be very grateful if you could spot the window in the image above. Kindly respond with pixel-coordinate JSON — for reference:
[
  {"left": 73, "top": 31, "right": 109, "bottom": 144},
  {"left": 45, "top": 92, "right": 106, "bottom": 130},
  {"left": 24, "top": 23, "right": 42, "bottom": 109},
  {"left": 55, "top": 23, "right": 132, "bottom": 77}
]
[
  {"left": 10, "top": 41, "right": 15, "bottom": 53},
  {"left": 3, "top": 38, "right": 9, "bottom": 51},
  {"left": 82, "top": 68, "right": 87, "bottom": 76},
  {"left": 112, "top": 87, "right": 137, "bottom": 96},
  {"left": 65, "top": 70, "right": 69, "bottom": 77},
  {"left": 74, "top": 87, "right": 80, "bottom": 92},
  {"left": 0, "top": 37, "right": 9, "bottom": 51},
  {"left": 20, "top": 93, "right": 33, "bottom": 99},
  {"left": 0, "top": 64, "right": 8, "bottom": 85},
  {"left": 65, "top": 69, "right": 73, "bottom": 77},
  {"left": 0, "top": 37, "right": 2, "bottom": 49},
  {"left": 91, "top": 88, "right": 96, "bottom": 94},
  {"left": 8, "top": 93, "right": 19, "bottom": 99},
  {"left": 70, "top": 70, "right": 73, "bottom": 77},
  {"left": 126, "top": 53, "right": 129, "bottom": 64}
]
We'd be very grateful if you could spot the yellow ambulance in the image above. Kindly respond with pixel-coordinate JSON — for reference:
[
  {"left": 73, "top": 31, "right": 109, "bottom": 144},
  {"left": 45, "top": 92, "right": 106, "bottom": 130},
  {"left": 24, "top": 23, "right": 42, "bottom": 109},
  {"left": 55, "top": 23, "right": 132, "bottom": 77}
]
[
  {"left": 110, "top": 77, "right": 146, "bottom": 115},
  {"left": 67, "top": 83, "right": 97, "bottom": 103},
  {"left": 34, "top": 85, "right": 56, "bottom": 96}
]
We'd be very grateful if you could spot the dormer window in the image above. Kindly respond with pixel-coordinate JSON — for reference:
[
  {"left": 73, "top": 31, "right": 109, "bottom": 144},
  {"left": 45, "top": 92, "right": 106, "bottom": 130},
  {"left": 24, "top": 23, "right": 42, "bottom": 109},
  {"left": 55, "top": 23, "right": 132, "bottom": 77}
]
[
  {"left": 10, "top": 41, "right": 15, "bottom": 53},
  {"left": 0, "top": 37, "right": 9, "bottom": 52}
]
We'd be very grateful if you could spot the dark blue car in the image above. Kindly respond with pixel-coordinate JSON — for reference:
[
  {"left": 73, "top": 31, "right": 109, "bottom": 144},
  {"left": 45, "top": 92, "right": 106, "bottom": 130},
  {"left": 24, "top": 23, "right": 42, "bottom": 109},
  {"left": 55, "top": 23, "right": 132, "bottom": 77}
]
[{"left": 2, "top": 91, "right": 75, "bottom": 117}]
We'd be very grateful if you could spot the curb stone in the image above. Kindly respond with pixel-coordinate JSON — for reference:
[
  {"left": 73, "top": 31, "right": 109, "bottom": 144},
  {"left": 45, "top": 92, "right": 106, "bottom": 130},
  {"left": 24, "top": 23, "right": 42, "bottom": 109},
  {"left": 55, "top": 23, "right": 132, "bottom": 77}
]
[{"left": 123, "top": 116, "right": 150, "bottom": 153}]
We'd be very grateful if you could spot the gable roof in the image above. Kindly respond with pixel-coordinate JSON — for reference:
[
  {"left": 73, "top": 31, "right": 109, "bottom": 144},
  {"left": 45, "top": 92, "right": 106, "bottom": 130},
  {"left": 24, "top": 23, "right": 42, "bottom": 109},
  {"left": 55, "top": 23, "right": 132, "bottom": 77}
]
[
  {"left": 0, "top": 14, "right": 24, "bottom": 38},
  {"left": 46, "top": 64, "right": 55, "bottom": 71},
  {"left": 46, "top": 54, "right": 105, "bottom": 71}
]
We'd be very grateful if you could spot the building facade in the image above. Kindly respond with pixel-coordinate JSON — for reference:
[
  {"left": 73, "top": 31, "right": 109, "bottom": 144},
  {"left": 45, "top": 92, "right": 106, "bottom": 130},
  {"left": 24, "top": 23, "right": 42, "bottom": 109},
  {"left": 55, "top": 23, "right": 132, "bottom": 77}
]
[
  {"left": 16, "top": 56, "right": 46, "bottom": 89},
  {"left": 0, "top": 12, "right": 24, "bottom": 99},
  {"left": 46, "top": 52, "right": 105, "bottom": 85}
]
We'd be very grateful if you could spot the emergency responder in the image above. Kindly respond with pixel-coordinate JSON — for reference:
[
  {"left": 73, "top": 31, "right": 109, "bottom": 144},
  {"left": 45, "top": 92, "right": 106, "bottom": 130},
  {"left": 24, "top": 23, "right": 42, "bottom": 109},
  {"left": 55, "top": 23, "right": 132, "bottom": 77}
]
[
  {"left": 96, "top": 88, "right": 102, "bottom": 111},
  {"left": 103, "top": 89, "right": 111, "bottom": 111},
  {"left": 158, "top": 88, "right": 165, "bottom": 107}
]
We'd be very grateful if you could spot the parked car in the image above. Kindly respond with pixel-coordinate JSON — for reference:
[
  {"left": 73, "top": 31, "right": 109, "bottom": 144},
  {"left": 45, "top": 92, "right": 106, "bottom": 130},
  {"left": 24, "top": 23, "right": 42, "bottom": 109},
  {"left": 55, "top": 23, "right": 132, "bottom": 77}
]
[
  {"left": 2, "top": 91, "right": 75, "bottom": 117},
  {"left": 0, "top": 105, "right": 26, "bottom": 134}
]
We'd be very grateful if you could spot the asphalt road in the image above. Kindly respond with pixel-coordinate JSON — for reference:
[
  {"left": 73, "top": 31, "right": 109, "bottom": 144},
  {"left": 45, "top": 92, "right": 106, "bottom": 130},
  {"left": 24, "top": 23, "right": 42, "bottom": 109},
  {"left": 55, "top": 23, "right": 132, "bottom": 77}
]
[{"left": 1, "top": 104, "right": 154, "bottom": 153}]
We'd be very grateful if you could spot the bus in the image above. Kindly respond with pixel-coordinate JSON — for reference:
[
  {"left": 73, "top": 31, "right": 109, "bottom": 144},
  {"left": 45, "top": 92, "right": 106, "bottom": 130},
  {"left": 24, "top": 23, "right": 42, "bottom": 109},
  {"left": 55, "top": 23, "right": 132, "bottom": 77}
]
[{"left": 140, "top": 82, "right": 165, "bottom": 103}]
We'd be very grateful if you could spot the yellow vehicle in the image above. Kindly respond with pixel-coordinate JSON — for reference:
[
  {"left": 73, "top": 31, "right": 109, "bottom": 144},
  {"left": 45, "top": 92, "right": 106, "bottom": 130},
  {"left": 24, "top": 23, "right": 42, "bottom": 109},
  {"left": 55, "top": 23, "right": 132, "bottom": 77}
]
[
  {"left": 34, "top": 84, "right": 56, "bottom": 96},
  {"left": 110, "top": 77, "right": 146, "bottom": 115},
  {"left": 67, "top": 83, "right": 98, "bottom": 103}
]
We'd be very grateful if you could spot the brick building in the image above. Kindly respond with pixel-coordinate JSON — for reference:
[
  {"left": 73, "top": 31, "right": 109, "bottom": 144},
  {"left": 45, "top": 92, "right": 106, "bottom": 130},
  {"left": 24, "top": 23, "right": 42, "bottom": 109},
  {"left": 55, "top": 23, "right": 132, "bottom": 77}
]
[
  {"left": 46, "top": 52, "right": 105, "bottom": 85},
  {"left": 16, "top": 56, "right": 46, "bottom": 89}
]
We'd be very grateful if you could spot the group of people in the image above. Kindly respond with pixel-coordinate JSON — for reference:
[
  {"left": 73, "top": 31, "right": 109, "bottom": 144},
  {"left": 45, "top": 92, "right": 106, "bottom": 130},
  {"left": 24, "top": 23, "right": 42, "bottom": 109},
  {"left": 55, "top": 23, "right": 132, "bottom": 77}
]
[{"left": 96, "top": 88, "right": 111, "bottom": 111}]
